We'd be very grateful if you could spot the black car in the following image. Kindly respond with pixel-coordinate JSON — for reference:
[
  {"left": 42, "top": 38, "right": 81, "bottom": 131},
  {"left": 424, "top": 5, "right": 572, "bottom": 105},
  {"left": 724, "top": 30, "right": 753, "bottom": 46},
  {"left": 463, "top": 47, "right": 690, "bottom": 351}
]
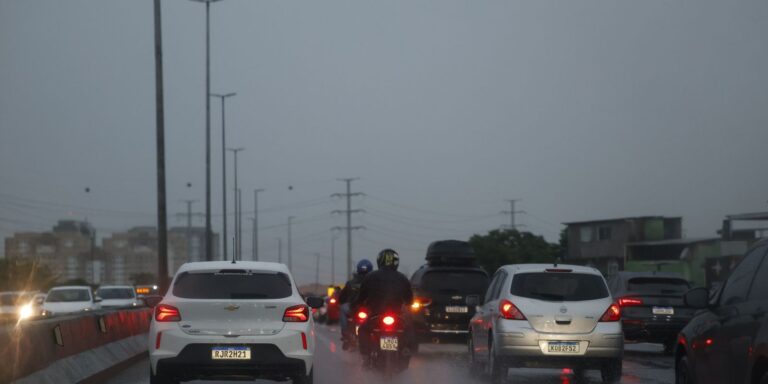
[
  {"left": 607, "top": 271, "right": 695, "bottom": 353},
  {"left": 675, "top": 238, "right": 768, "bottom": 384},
  {"left": 410, "top": 240, "right": 490, "bottom": 343}
]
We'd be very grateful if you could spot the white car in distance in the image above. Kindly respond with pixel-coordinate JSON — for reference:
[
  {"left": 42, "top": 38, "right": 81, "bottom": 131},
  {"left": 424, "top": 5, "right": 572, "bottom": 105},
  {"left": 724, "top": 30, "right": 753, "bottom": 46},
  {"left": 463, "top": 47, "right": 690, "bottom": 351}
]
[
  {"left": 149, "top": 261, "right": 324, "bottom": 384},
  {"left": 96, "top": 285, "right": 141, "bottom": 309},
  {"left": 42, "top": 286, "right": 102, "bottom": 316}
]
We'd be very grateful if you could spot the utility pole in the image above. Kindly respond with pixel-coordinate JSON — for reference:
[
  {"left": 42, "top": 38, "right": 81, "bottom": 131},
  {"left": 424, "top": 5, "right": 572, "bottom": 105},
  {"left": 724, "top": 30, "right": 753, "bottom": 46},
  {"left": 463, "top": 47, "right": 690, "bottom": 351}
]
[
  {"left": 210, "top": 92, "right": 236, "bottom": 262},
  {"left": 501, "top": 199, "right": 525, "bottom": 230},
  {"left": 252, "top": 189, "right": 264, "bottom": 261},
  {"left": 330, "top": 230, "right": 340, "bottom": 285},
  {"left": 179, "top": 200, "right": 202, "bottom": 261},
  {"left": 237, "top": 188, "right": 242, "bottom": 260},
  {"left": 315, "top": 253, "right": 321, "bottom": 289},
  {"left": 153, "top": 0, "right": 169, "bottom": 292},
  {"left": 332, "top": 178, "right": 365, "bottom": 280},
  {"left": 277, "top": 237, "right": 283, "bottom": 263},
  {"left": 227, "top": 147, "right": 244, "bottom": 260},
  {"left": 287, "top": 216, "right": 294, "bottom": 272}
]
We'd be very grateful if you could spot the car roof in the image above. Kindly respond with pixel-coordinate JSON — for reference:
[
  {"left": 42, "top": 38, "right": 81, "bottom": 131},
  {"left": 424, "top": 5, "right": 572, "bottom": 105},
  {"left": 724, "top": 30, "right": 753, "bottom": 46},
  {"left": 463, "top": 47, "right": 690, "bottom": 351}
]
[
  {"left": 176, "top": 261, "right": 291, "bottom": 275},
  {"left": 49, "top": 286, "right": 92, "bottom": 290},
  {"left": 500, "top": 263, "right": 603, "bottom": 276},
  {"left": 611, "top": 271, "right": 685, "bottom": 280}
]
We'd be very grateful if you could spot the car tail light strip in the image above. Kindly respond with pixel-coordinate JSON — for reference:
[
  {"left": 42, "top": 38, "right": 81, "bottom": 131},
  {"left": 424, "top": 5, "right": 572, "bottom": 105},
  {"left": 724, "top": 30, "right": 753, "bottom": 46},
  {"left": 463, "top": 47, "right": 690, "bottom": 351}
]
[
  {"left": 155, "top": 304, "right": 181, "bottom": 322},
  {"left": 499, "top": 299, "right": 526, "bottom": 320},
  {"left": 283, "top": 305, "right": 309, "bottom": 322},
  {"left": 618, "top": 297, "right": 643, "bottom": 307},
  {"left": 155, "top": 331, "right": 163, "bottom": 349},
  {"left": 301, "top": 332, "right": 308, "bottom": 350}
]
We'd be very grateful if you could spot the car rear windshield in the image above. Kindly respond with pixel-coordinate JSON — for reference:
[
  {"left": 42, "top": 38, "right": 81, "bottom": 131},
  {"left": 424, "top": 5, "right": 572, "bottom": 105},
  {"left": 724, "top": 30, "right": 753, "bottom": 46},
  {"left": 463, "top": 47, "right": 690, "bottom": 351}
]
[
  {"left": 96, "top": 288, "right": 135, "bottom": 299},
  {"left": 627, "top": 278, "right": 690, "bottom": 294},
  {"left": 46, "top": 289, "right": 91, "bottom": 302},
  {"left": 511, "top": 272, "right": 609, "bottom": 302},
  {"left": 421, "top": 271, "right": 489, "bottom": 295},
  {"left": 172, "top": 270, "right": 293, "bottom": 299}
]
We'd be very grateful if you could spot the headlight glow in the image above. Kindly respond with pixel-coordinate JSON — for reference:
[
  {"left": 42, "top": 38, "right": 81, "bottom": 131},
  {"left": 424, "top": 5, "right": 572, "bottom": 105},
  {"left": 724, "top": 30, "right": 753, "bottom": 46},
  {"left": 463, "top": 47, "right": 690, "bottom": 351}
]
[{"left": 18, "top": 304, "right": 34, "bottom": 320}]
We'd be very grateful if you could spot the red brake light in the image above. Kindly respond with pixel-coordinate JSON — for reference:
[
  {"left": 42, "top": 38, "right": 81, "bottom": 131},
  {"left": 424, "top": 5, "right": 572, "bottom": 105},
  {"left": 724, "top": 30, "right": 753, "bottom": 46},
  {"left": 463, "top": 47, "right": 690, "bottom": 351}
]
[
  {"left": 545, "top": 268, "right": 573, "bottom": 273},
  {"left": 329, "top": 298, "right": 337, "bottom": 304},
  {"left": 382, "top": 315, "right": 395, "bottom": 326},
  {"left": 618, "top": 297, "right": 643, "bottom": 307},
  {"left": 600, "top": 303, "right": 621, "bottom": 322},
  {"left": 283, "top": 305, "right": 309, "bottom": 322},
  {"left": 499, "top": 299, "right": 526, "bottom": 320},
  {"left": 155, "top": 304, "right": 181, "bottom": 322},
  {"left": 357, "top": 310, "right": 368, "bottom": 320}
]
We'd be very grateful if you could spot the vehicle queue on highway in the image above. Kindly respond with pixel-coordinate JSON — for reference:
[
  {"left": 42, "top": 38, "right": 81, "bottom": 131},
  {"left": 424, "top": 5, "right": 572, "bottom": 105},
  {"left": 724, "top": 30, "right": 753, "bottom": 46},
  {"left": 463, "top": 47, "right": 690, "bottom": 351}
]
[{"left": 5, "top": 238, "right": 768, "bottom": 384}]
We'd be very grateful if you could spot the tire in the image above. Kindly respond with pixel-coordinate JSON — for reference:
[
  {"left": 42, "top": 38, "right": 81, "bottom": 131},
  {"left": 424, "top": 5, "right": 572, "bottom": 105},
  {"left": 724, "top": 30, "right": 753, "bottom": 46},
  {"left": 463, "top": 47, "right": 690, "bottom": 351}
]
[
  {"left": 675, "top": 355, "right": 695, "bottom": 384},
  {"left": 600, "top": 358, "right": 622, "bottom": 383},
  {"left": 468, "top": 333, "right": 484, "bottom": 376},
  {"left": 293, "top": 368, "right": 314, "bottom": 384},
  {"left": 149, "top": 367, "right": 176, "bottom": 384},
  {"left": 486, "top": 340, "right": 506, "bottom": 384}
]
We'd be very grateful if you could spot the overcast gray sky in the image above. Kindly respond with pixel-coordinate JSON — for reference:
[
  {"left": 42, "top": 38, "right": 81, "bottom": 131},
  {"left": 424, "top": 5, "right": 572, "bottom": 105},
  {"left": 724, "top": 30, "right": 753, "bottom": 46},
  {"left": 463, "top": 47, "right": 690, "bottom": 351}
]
[{"left": 2, "top": 0, "right": 767, "bottom": 284}]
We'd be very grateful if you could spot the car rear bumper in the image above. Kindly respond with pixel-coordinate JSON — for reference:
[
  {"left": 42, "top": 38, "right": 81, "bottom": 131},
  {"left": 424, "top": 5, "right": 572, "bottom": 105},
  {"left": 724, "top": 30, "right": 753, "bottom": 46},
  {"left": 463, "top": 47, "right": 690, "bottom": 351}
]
[
  {"left": 154, "top": 344, "right": 306, "bottom": 381},
  {"left": 622, "top": 318, "right": 689, "bottom": 342},
  {"left": 494, "top": 323, "right": 624, "bottom": 365}
]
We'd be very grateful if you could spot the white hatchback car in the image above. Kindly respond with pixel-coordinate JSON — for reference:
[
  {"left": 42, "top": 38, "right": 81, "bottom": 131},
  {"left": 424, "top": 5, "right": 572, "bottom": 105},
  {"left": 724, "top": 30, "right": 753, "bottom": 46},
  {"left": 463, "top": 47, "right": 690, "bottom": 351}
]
[
  {"left": 96, "top": 285, "right": 141, "bottom": 309},
  {"left": 149, "top": 261, "right": 324, "bottom": 384},
  {"left": 42, "top": 286, "right": 102, "bottom": 316},
  {"left": 468, "top": 264, "right": 623, "bottom": 383}
]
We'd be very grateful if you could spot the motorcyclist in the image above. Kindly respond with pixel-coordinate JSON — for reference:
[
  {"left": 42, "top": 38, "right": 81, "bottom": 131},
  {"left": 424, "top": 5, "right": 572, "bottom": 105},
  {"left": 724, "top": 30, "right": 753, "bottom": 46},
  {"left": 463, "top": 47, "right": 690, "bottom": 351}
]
[
  {"left": 338, "top": 259, "right": 373, "bottom": 348},
  {"left": 354, "top": 249, "right": 415, "bottom": 358}
]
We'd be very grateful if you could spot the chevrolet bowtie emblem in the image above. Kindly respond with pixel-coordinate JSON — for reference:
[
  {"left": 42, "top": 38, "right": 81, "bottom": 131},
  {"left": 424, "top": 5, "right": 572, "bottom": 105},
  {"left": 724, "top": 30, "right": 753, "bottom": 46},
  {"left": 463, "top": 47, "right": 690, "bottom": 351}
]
[{"left": 225, "top": 304, "right": 240, "bottom": 311}]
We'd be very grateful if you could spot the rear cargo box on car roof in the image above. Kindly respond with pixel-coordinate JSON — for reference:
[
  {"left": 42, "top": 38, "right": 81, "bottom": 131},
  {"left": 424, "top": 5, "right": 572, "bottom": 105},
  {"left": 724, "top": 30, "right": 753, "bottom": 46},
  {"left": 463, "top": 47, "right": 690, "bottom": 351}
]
[{"left": 426, "top": 240, "right": 477, "bottom": 266}]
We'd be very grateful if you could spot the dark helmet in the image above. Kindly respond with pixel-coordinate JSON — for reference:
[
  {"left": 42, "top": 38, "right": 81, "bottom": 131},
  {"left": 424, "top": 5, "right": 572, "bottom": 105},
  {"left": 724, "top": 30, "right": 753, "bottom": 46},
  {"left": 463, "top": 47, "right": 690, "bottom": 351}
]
[
  {"left": 356, "top": 259, "right": 373, "bottom": 275},
  {"left": 376, "top": 249, "right": 400, "bottom": 270}
]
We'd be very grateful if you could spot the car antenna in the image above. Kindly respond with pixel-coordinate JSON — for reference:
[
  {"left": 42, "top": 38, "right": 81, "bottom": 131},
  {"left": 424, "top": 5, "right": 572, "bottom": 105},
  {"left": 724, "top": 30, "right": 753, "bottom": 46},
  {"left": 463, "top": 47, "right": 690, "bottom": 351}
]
[{"left": 231, "top": 237, "right": 236, "bottom": 264}]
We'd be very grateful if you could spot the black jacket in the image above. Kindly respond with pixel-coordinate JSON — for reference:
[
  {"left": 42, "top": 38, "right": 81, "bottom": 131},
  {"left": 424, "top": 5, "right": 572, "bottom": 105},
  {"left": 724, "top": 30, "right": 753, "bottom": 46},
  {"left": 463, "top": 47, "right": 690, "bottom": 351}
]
[
  {"left": 354, "top": 268, "right": 413, "bottom": 315},
  {"left": 338, "top": 274, "right": 365, "bottom": 305}
]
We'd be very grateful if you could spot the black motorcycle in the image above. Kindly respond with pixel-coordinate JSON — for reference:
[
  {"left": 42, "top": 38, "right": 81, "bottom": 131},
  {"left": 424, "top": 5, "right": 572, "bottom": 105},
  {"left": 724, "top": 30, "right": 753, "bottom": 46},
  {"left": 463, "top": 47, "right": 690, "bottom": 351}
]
[{"left": 357, "top": 309, "right": 413, "bottom": 378}]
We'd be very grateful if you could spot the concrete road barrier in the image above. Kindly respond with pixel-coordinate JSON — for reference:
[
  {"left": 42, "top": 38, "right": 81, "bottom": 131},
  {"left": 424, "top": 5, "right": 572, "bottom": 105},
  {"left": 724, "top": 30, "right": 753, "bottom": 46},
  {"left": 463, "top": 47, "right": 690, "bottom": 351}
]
[{"left": 0, "top": 308, "right": 152, "bottom": 383}]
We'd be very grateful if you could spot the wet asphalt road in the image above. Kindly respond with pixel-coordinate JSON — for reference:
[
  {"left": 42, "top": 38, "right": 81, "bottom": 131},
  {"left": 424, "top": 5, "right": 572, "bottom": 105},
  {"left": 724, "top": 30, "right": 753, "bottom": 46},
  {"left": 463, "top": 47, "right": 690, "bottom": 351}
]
[{"left": 106, "top": 324, "right": 674, "bottom": 384}]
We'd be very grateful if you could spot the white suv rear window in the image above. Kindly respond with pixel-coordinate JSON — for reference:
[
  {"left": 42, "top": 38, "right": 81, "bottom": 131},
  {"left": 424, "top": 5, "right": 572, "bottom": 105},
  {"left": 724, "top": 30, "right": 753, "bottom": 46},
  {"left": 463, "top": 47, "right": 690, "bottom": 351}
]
[
  {"left": 511, "top": 272, "right": 609, "bottom": 302},
  {"left": 173, "top": 270, "right": 292, "bottom": 299}
]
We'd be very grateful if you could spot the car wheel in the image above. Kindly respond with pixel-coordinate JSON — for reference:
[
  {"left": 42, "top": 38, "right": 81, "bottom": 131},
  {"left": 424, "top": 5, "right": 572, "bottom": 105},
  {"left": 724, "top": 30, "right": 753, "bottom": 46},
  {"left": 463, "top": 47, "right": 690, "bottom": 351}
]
[
  {"left": 675, "top": 355, "right": 695, "bottom": 384},
  {"left": 293, "top": 368, "right": 314, "bottom": 384},
  {"left": 486, "top": 340, "right": 506, "bottom": 383},
  {"left": 600, "top": 358, "right": 622, "bottom": 383},
  {"left": 149, "top": 367, "right": 176, "bottom": 384},
  {"left": 468, "top": 333, "right": 483, "bottom": 376}
]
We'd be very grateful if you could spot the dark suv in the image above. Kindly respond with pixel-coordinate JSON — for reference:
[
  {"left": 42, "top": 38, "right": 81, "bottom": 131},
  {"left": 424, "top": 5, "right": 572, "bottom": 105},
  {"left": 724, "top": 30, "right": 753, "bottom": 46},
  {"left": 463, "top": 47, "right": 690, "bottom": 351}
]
[
  {"left": 410, "top": 240, "right": 490, "bottom": 343},
  {"left": 675, "top": 238, "right": 768, "bottom": 384},
  {"left": 607, "top": 271, "right": 695, "bottom": 353}
]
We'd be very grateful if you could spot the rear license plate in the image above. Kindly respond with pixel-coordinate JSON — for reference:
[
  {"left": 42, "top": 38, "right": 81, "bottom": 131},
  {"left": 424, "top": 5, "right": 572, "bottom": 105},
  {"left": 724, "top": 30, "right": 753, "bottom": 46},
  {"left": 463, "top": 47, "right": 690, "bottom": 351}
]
[
  {"left": 652, "top": 306, "right": 674, "bottom": 315},
  {"left": 547, "top": 342, "right": 579, "bottom": 353},
  {"left": 380, "top": 336, "right": 398, "bottom": 351},
  {"left": 211, "top": 346, "right": 251, "bottom": 360},
  {"left": 445, "top": 306, "right": 468, "bottom": 313}
]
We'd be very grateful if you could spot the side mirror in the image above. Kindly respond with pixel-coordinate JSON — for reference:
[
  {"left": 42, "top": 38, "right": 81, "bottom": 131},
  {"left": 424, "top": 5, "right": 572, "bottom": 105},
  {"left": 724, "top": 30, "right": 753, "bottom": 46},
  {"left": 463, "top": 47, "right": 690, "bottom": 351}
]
[
  {"left": 143, "top": 295, "right": 163, "bottom": 308},
  {"left": 466, "top": 295, "right": 481, "bottom": 307},
  {"left": 94, "top": 296, "right": 103, "bottom": 303},
  {"left": 684, "top": 287, "right": 709, "bottom": 309},
  {"left": 306, "top": 296, "right": 325, "bottom": 309}
]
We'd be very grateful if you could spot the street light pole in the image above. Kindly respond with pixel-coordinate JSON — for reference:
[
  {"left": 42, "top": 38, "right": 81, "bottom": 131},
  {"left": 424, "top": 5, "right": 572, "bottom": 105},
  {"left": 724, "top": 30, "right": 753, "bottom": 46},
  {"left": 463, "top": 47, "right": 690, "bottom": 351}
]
[
  {"left": 287, "top": 216, "right": 294, "bottom": 272},
  {"left": 331, "top": 230, "right": 339, "bottom": 285},
  {"left": 210, "top": 92, "right": 236, "bottom": 261},
  {"left": 189, "top": 0, "right": 223, "bottom": 261},
  {"left": 253, "top": 189, "right": 264, "bottom": 261},
  {"left": 227, "top": 147, "right": 244, "bottom": 259}
]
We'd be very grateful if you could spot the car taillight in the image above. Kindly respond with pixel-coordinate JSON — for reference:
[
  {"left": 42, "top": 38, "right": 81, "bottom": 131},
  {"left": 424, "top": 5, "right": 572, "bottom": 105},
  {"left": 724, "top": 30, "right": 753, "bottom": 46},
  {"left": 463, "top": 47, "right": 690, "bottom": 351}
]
[
  {"left": 382, "top": 315, "right": 395, "bottom": 326},
  {"left": 499, "top": 299, "right": 526, "bottom": 320},
  {"left": 410, "top": 297, "right": 432, "bottom": 312},
  {"left": 357, "top": 310, "right": 368, "bottom": 321},
  {"left": 600, "top": 303, "right": 621, "bottom": 322},
  {"left": 618, "top": 297, "right": 643, "bottom": 307},
  {"left": 329, "top": 298, "right": 337, "bottom": 304},
  {"left": 283, "top": 305, "right": 309, "bottom": 322},
  {"left": 155, "top": 304, "right": 181, "bottom": 322}
]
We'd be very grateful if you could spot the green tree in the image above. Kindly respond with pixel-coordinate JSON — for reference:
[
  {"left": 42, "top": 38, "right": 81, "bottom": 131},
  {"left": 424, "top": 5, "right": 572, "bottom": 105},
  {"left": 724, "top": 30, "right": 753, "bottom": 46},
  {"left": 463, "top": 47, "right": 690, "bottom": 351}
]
[
  {"left": 468, "top": 229, "right": 563, "bottom": 274},
  {"left": 130, "top": 272, "right": 157, "bottom": 286},
  {"left": 0, "top": 258, "right": 57, "bottom": 292}
]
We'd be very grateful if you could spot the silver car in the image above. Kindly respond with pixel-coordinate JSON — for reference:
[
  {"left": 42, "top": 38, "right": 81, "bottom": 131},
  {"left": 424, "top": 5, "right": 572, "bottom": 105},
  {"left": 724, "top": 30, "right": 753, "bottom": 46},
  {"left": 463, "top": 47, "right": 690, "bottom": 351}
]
[{"left": 468, "top": 264, "right": 623, "bottom": 383}]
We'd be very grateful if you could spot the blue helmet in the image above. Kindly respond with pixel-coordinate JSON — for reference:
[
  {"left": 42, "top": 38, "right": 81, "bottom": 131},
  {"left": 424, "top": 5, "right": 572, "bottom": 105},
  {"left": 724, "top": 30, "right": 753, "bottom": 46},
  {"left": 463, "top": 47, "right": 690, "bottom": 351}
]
[{"left": 356, "top": 259, "right": 373, "bottom": 275}]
